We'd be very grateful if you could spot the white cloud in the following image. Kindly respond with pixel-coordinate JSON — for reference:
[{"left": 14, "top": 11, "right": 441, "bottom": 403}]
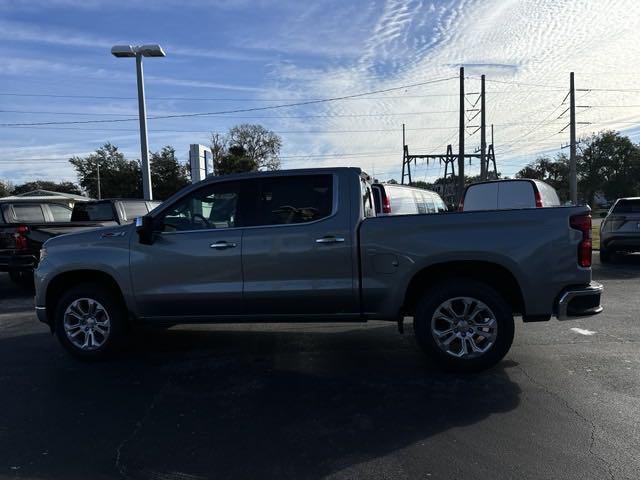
[{"left": 259, "top": 0, "right": 640, "bottom": 180}]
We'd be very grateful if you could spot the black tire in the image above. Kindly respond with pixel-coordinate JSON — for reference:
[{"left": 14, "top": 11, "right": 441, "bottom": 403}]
[
  {"left": 8, "top": 269, "right": 34, "bottom": 289},
  {"left": 54, "top": 282, "right": 127, "bottom": 360},
  {"left": 413, "top": 279, "right": 515, "bottom": 373},
  {"left": 599, "top": 248, "right": 612, "bottom": 263}
]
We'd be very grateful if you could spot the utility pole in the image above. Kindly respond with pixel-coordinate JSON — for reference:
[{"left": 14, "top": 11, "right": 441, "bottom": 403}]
[
  {"left": 569, "top": 71, "right": 577, "bottom": 205},
  {"left": 480, "top": 74, "right": 487, "bottom": 180},
  {"left": 458, "top": 66, "right": 465, "bottom": 199},
  {"left": 96, "top": 161, "right": 101, "bottom": 200}
]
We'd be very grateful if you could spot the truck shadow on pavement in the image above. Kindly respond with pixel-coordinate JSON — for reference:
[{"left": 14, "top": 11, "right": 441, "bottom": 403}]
[{"left": 0, "top": 325, "right": 522, "bottom": 480}]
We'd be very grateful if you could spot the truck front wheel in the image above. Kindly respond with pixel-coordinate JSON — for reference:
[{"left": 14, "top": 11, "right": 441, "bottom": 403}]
[
  {"left": 54, "top": 283, "right": 127, "bottom": 360},
  {"left": 413, "top": 280, "right": 515, "bottom": 372}
]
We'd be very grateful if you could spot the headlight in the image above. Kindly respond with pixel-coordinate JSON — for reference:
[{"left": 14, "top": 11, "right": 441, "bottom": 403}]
[{"left": 39, "top": 246, "right": 47, "bottom": 262}]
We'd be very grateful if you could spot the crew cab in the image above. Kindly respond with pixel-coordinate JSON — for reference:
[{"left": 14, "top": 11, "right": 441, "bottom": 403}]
[{"left": 34, "top": 168, "right": 603, "bottom": 371}]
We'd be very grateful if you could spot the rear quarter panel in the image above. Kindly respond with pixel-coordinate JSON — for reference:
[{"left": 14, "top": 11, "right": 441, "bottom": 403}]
[{"left": 358, "top": 206, "right": 592, "bottom": 318}]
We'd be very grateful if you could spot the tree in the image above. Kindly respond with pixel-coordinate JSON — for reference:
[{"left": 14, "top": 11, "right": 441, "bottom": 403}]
[
  {"left": 150, "top": 146, "right": 190, "bottom": 200},
  {"left": 211, "top": 124, "right": 281, "bottom": 175},
  {"left": 69, "top": 143, "right": 142, "bottom": 198},
  {"left": 410, "top": 180, "right": 430, "bottom": 190},
  {"left": 0, "top": 180, "right": 13, "bottom": 198},
  {"left": 11, "top": 180, "right": 82, "bottom": 196},
  {"left": 578, "top": 130, "right": 640, "bottom": 206}
]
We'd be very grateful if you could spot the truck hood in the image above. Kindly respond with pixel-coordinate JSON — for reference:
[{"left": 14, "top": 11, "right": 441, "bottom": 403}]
[{"left": 43, "top": 223, "right": 134, "bottom": 249}]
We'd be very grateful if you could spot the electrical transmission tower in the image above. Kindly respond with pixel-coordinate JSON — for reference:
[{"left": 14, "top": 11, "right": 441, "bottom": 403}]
[{"left": 401, "top": 67, "right": 497, "bottom": 204}]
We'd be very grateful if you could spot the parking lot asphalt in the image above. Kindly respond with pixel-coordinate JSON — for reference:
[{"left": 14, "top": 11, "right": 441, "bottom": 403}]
[{"left": 0, "top": 256, "right": 639, "bottom": 480}]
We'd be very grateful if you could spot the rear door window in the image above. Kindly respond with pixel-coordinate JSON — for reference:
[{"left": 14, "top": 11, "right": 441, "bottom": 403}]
[
  {"left": 245, "top": 174, "right": 335, "bottom": 226},
  {"left": 498, "top": 181, "right": 536, "bottom": 209},
  {"left": 463, "top": 183, "right": 498, "bottom": 211},
  {"left": 13, "top": 204, "right": 46, "bottom": 222}
]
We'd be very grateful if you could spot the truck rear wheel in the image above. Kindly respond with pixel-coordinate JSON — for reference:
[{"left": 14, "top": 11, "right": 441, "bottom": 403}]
[
  {"left": 54, "top": 283, "right": 127, "bottom": 360},
  {"left": 413, "top": 280, "right": 514, "bottom": 372}
]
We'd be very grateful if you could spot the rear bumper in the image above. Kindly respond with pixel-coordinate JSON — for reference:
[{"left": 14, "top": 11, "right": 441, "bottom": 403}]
[
  {"left": 556, "top": 281, "right": 603, "bottom": 320},
  {"left": 0, "top": 253, "right": 38, "bottom": 272},
  {"left": 602, "top": 235, "right": 640, "bottom": 251}
]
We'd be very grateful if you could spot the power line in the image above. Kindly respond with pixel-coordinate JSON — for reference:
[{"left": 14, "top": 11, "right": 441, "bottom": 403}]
[
  {"left": 0, "top": 76, "right": 458, "bottom": 127},
  {"left": 0, "top": 109, "right": 458, "bottom": 119}
]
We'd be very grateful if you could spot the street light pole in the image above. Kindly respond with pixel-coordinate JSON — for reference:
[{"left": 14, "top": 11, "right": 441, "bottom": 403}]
[
  {"left": 135, "top": 54, "right": 152, "bottom": 201},
  {"left": 111, "top": 44, "right": 165, "bottom": 201}
]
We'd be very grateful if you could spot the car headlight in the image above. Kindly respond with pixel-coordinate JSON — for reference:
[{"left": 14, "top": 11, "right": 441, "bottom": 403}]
[{"left": 39, "top": 246, "right": 47, "bottom": 262}]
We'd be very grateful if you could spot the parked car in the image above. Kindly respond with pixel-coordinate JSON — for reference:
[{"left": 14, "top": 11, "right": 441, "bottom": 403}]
[
  {"left": 371, "top": 183, "right": 448, "bottom": 215},
  {"left": 35, "top": 168, "right": 602, "bottom": 371},
  {"left": 0, "top": 200, "right": 98, "bottom": 285},
  {"left": 461, "top": 179, "right": 561, "bottom": 211},
  {"left": 600, "top": 197, "right": 640, "bottom": 262}
]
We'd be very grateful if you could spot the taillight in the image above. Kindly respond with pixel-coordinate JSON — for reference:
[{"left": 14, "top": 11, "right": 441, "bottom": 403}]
[
  {"left": 570, "top": 214, "right": 592, "bottom": 267},
  {"left": 14, "top": 225, "right": 29, "bottom": 250},
  {"left": 534, "top": 189, "right": 543, "bottom": 208},
  {"left": 382, "top": 195, "right": 391, "bottom": 214}
]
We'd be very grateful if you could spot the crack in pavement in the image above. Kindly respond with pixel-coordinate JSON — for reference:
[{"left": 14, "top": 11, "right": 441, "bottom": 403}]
[
  {"left": 114, "top": 376, "right": 173, "bottom": 479},
  {"left": 514, "top": 364, "right": 617, "bottom": 480}
]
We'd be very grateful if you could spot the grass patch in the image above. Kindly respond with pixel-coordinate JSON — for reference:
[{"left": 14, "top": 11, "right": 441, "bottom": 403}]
[{"left": 592, "top": 224, "right": 600, "bottom": 250}]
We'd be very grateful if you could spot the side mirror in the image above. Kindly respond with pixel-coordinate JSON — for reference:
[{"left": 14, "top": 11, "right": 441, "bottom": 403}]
[{"left": 136, "top": 215, "right": 155, "bottom": 245}]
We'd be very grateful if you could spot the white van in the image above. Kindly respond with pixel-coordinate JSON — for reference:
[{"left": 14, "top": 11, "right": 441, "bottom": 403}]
[
  {"left": 461, "top": 179, "right": 561, "bottom": 211},
  {"left": 371, "top": 183, "right": 448, "bottom": 216}
]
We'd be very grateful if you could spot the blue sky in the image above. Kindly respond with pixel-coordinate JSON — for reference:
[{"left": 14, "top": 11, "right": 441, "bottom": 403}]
[{"left": 1, "top": 0, "right": 640, "bottom": 186}]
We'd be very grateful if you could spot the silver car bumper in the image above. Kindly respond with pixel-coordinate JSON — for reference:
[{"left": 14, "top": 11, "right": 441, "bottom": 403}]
[{"left": 556, "top": 281, "right": 603, "bottom": 320}]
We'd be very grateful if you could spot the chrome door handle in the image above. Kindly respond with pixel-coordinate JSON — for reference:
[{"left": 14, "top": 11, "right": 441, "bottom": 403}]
[
  {"left": 315, "top": 236, "right": 345, "bottom": 244},
  {"left": 210, "top": 241, "right": 237, "bottom": 249}
]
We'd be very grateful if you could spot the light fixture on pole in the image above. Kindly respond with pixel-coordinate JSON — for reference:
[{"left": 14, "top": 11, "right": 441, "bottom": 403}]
[{"left": 111, "top": 44, "right": 166, "bottom": 201}]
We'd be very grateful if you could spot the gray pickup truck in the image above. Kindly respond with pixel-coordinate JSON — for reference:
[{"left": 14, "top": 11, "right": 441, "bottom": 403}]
[{"left": 34, "top": 168, "right": 602, "bottom": 371}]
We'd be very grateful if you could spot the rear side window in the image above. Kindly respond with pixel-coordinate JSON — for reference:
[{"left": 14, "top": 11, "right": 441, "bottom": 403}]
[
  {"left": 13, "top": 204, "right": 45, "bottom": 222},
  {"left": 498, "top": 181, "right": 536, "bottom": 209},
  {"left": 463, "top": 183, "right": 498, "bottom": 211},
  {"left": 613, "top": 199, "right": 640, "bottom": 214},
  {"left": 121, "top": 201, "right": 150, "bottom": 222},
  {"left": 248, "top": 174, "right": 334, "bottom": 226},
  {"left": 49, "top": 204, "right": 72, "bottom": 222},
  {"left": 71, "top": 202, "right": 116, "bottom": 222}
]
